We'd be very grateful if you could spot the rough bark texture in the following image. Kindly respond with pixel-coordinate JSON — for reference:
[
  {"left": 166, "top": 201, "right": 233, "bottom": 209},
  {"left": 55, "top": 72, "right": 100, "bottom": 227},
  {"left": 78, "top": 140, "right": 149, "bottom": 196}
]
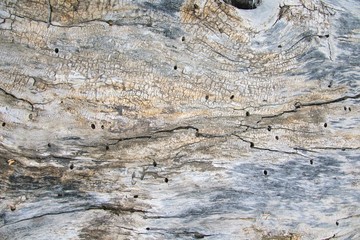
[{"left": 0, "top": 0, "right": 359, "bottom": 239}]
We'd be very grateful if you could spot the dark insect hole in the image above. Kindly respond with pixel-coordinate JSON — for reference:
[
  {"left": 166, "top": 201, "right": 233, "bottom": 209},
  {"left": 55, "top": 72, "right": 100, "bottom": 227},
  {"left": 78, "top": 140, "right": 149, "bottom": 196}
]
[{"left": 294, "top": 102, "right": 302, "bottom": 109}]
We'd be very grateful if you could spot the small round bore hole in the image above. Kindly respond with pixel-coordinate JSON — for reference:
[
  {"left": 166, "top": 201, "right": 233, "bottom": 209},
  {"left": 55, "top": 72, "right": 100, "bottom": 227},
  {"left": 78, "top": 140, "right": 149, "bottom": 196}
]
[
  {"left": 153, "top": 161, "right": 157, "bottom": 167},
  {"left": 278, "top": 44, "right": 282, "bottom": 48},
  {"left": 275, "top": 136, "right": 279, "bottom": 140},
  {"left": 336, "top": 221, "right": 339, "bottom": 226},
  {"left": 344, "top": 106, "right": 347, "bottom": 111},
  {"left": 54, "top": 48, "right": 59, "bottom": 53},
  {"left": 173, "top": 65, "right": 177, "bottom": 70},
  {"left": 164, "top": 178, "right": 169, "bottom": 183},
  {"left": 133, "top": 195, "right": 139, "bottom": 198},
  {"left": 246, "top": 111, "right": 250, "bottom": 117},
  {"left": 48, "top": 143, "right": 51, "bottom": 148},
  {"left": 349, "top": 107, "right": 351, "bottom": 111},
  {"left": 91, "top": 123, "right": 96, "bottom": 129},
  {"left": 106, "top": 146, "right": 109, "bottom": 151},
  {"left": 263, "top": 170, "right": 268, "bottom": 176},
  {"left": 101, "top": 125, "right": 104, "bottom": 129},
  {"left": 267, "top": 126, "right": 272, "bottom": 131},
  {"left": 230, "top": 95, "right": 234, "bottom": 100},
  {"left": 10, "top": 205, "right": 16, "bottom": 211},
  {"left": 69, "top": 163, "right": 74, "bottom": 170},
  {"left": 2, "top": 122, "right": 5, "bottom": 127},
  {"left": 205, "top": 95, "right": 209, "bottom": 100},
  {"left": 324, "top": 123, "right": 328, "bottom": 128},
  {"left": 325, "top": 34, "right": 330, "bottom": 38},
  {"left": 250, "top": 142, "right": 254, "bottom": 148},
  {"left": 310, "top": 159, "right": 313, "bottom": 165},
  {"left": 181, "top": 36, "right": 185, "bottom": 42},
  {"left": 146, "top": 227, "right": 150, "bottom": 231}
]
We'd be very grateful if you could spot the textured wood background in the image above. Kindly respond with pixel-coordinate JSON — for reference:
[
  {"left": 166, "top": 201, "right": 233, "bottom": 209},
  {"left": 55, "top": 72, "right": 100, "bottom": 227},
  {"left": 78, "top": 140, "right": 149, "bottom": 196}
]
[{"left": 0, "top": 0, "right": 359, "bottom": 239}]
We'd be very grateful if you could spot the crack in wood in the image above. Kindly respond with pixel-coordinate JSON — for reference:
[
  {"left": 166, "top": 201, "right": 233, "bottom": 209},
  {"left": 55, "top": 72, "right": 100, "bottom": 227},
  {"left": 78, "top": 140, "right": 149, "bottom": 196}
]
[{"left": 0, "top": 87, "right": 34, "bottom": 111}]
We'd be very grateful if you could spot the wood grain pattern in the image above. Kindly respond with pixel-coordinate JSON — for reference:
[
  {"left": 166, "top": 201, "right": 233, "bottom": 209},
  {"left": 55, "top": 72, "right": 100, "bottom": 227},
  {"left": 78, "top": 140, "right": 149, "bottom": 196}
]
[{"left": 0, "top": 0, "right": 359, "bottom": 239}]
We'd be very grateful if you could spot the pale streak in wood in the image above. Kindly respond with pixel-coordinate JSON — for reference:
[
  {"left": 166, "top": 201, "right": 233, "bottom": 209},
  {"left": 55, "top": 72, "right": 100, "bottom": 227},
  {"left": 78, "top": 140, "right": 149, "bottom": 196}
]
[{"left": 0, "top": 0, "right": 359, "bottom": 239}]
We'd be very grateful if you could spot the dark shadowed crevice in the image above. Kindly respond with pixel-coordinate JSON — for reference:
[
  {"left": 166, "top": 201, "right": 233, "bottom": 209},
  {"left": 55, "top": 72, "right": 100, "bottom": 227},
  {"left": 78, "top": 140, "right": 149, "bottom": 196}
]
[{"left": 224, "top": 0, "right": 261, "bottom": 10}]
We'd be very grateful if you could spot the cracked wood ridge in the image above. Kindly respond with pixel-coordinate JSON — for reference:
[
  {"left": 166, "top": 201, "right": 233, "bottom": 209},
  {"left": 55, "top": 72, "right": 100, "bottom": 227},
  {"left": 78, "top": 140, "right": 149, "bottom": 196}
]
[{"left": 0, "top": 0, "right": 359, "bottom": 239}]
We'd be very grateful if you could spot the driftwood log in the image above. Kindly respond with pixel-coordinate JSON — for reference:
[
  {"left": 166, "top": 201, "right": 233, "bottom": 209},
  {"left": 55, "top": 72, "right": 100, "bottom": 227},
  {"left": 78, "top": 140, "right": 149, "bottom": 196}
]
[{"left": 0, "top": 0, "right": 359, "bottom": 239}]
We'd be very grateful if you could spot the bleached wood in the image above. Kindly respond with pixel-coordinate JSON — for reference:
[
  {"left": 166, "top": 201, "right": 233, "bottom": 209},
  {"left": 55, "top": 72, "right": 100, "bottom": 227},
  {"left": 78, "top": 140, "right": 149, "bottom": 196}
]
[{"left": 0, "top": 0, "right": 359, "bottom": 239}]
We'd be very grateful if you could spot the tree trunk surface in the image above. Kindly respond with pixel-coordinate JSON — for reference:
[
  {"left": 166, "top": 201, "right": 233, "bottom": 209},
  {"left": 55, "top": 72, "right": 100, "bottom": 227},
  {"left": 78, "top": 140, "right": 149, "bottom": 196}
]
[{"left": 0, "top": 0, "right": 359, "bottom": 239}]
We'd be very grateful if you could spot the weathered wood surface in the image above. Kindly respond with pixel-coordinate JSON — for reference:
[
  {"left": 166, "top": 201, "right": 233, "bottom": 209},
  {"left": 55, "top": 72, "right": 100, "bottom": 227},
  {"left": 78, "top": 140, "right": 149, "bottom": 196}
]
[{"left": 0, "top": 0, "right": 359, "bottom": 239}]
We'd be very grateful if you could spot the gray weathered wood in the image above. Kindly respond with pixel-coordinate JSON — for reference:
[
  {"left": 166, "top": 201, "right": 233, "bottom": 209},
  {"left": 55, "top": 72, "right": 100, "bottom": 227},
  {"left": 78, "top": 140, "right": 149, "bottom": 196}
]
[{"left": 0, "top": 0, "right": 359, "bottom": 239}]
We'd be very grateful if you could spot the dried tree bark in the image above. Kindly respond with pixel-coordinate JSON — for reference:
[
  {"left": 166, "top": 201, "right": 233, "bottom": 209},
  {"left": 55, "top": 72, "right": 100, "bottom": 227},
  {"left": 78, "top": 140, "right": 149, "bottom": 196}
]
[{"left": 0, "top": 0, "right": 359, "bottom": 239}]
